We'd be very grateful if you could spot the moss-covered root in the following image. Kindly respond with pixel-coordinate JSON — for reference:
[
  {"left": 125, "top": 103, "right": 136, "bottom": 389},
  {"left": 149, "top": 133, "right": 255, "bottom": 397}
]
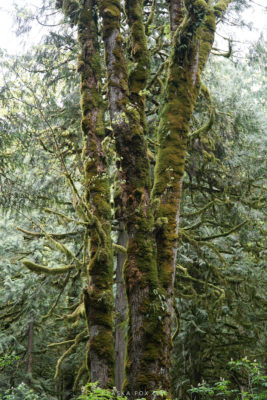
[{"left": 78, "top": 0, "right": 114, "bottom": 388}]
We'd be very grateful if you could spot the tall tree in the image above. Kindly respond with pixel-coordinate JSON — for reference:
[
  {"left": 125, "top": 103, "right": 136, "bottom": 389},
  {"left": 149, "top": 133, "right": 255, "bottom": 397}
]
[
  {"left": 54, "top": 0, "right": 235, "bottom": 398},
  {"left": 2, "top": 1, "right": 260, "bottom": 400}
]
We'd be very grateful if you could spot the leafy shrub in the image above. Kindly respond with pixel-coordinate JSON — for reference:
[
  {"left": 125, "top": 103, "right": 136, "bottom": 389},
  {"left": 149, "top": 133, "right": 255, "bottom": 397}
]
[
  {"left": 1, "top": 383, "right": 40, "bottom": 400},
  {"left": 77, "top": 382, "right": 168, "bottom": 400},
  {"left": 189, "top": 358, "right": 267, "bottom": 399}
]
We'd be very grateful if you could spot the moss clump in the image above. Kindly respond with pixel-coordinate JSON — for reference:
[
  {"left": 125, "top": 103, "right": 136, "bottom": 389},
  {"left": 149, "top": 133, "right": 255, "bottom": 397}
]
[
  {"left": 91, "top": 330, "right": 114, "bottom": 361},
  {"left": 100, "top": 0, "right": 121, "bottom": 38},
  {"left": 57, "top": 0, "right": 81, "bottom": 24}
]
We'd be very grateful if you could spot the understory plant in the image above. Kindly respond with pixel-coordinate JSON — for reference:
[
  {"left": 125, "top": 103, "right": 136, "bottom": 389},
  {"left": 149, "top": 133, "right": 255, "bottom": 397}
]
[{"left": 189, "top": 358, "right": 267, "bottom": 399}]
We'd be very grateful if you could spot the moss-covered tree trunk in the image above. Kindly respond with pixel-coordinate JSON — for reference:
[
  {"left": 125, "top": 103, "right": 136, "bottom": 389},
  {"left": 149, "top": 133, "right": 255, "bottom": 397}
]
[
  {"left": 115, "top": 222, "right": 128, "bottom": 392},
  {"left": 151, "top": 0, "right": 233, "bottom": 391},
  {"left": 56, "top": 0, "right": 115, "bottom": 387},
  {"left": 99, "top": 0, "right": 171, "bottom": 397},
  {"left": 79, "top": 2, "right": 114, "bottom": 387},
  {"left": 55, "top": 0, "right": 233, "bottom": 397}
]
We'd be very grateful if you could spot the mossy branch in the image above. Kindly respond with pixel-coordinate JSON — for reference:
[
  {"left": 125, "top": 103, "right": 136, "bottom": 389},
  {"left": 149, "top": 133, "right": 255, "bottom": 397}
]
[
  {"left": 56, "top": 0, "right": 81, "bottom": 24},
  {"left": 196, "top": 220, "right": 248, "bottom": 241},
  {"left": 212, "top": 39, "right": 232, "bottom": 58},
  {"left": 23, "top": 261, "right": 75, "bottom": 275},
  {"left": 44, "top": 208, "right": 89, "bottom": 226},
  {"left": 172, "top": 303, "right": 180, "bottom": 341},
  {"left": 213, "top": 0, "right": 233, "bottom": 18},
  {"left": 63, "top": 303, "right": 85, "bottom": 321},
  {"left": 48, "top": 339, "right": 75, "bottom": 348},
  {"left": 126, "top": 0, "right": 150, "bottom": 95},
  {"left": 190, "top": 107, "right": 215, "bottom": 138},
  {"left": 181, "top": 201, "right": 215, "bottom": 218},
  {"left": 113, "top": 243, "right": 127, "bottom": 254},
  {"left": 183, "top": 220, "right": 202, "bottom": 231},
  {"left": 73, "top": 360, "right": 88, "bottom": 391},
  {"left": 17, "top": 226, "right": 83, "bottom": 239},
  {"left": 0, "top": 308, "right": 22, "bottom": 321},
  {"left": 176, "top": 264, "right": 225, "bottom": 298},
  {"left": 200, "top": 81, "right": 212, "bottom": 101},
  {"left": 151, "top": 26, "right": 165, "bottom": 55},
  {"left": 147, "top": 60, "right": 169, "bottom": 90},
  {"left": 180, "top": 230, "right": 227, "bottom": 265},
  {"left": 41, "top": 272, "right": 71, "bottom": 322},
  {"left": 145, "top": 0, "right": 156, "bottom": 35},
  {"left": 175, "top": 0, "right": 207, "bottom": 43},
  {"left": 40, "top": 228, "right": 81, "bottom": 263},
  {"left": 54, "top": 329, "right": 88, "bottom": 379}
]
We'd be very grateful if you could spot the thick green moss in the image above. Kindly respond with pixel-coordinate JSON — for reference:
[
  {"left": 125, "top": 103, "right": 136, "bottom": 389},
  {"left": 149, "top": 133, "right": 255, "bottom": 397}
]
[
  {"left": 77, "top": 1, "right": 115, "bottom": 388},
  {"left": 213, "top": 0, "right": 232, "bottom": 18},
  {"left": 100, "top": 0, "right": 121, "bottom": 38},
  {"left": 57, "top": 0, "right": 81, "bottom": 24},
  {"left": 90, "top": 330, "right": 114, "bottom": 363},
  {"left": 125, "top": 0, "right": 150, "bottom": 140}
]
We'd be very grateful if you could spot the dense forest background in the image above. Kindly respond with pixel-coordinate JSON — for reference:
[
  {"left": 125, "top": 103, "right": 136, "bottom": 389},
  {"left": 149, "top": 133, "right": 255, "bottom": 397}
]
[{"left": 0, "top": 0, "right": 266, "bottom": 399}]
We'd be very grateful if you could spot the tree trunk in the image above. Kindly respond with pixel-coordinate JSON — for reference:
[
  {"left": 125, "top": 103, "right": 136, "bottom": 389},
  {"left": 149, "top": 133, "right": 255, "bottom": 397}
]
[
  {"left": 115, "top": 222, "right": 128, "bottom": 392},
  {"left": 56, "top": 0, "right": 233, "bottom": 395},
  {"left": 27, "top": 318, "right": 34, "bottom": 381},
  {"left": 78, "top": 0, "right": 114, "bottom": 387},
  {"left": 151, "top": 0, "right": 233, "bottom": 390},
  {"left": 99, "top": 1, "right": 169, "bottom": 397}
]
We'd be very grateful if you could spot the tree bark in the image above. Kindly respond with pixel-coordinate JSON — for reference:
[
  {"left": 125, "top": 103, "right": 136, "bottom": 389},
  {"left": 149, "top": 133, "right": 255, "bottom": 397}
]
[
  {"left": 56, "top": 0, "right": 233, "bottom": 395},
  {"left": 115, "top": 222, "right": 128, "bottom": 392},
  {"left": 27, "top": 318, "right": 34, "bottom": 377},
  {"left": 151, "top": 0, "right": 233, "bottom": 390},
  {"left": 78, "top": 0, "right": 114, "bottom": 387},
  {"left": 99, "top": 1, "right": 170, "bottom": 397}
]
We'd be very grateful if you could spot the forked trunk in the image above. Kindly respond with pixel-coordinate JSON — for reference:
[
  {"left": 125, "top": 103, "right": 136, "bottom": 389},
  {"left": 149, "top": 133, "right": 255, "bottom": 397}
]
[{"left": 56, "top": 0, "right": 233, "bottom": 396}]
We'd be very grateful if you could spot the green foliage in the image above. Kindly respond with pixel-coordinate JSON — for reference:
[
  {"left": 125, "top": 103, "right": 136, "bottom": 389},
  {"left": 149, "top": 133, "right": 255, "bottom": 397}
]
[
  {"left": 0, "top": 1, "right": 266, "bottom": 399},
  {"left": 76, "top": 382, "right": 168, "bottom": 400},
  {"left": 171, "top": 38, "right": 267, "bottom": 398},
  {"left": 1, "top": 383, "right": 39, "bottom": 400},
  {"left": 0, "top": 355, "right": 20, "bottom": 369},
  {"left": 189, "top": 359, "right": 267, "bottom": 400},
  {"left": 0, "top": 382, "right": 53, "bottom": 400},
  {"left": 77, "top": 382, "right": 127, "bottom": 400}
]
